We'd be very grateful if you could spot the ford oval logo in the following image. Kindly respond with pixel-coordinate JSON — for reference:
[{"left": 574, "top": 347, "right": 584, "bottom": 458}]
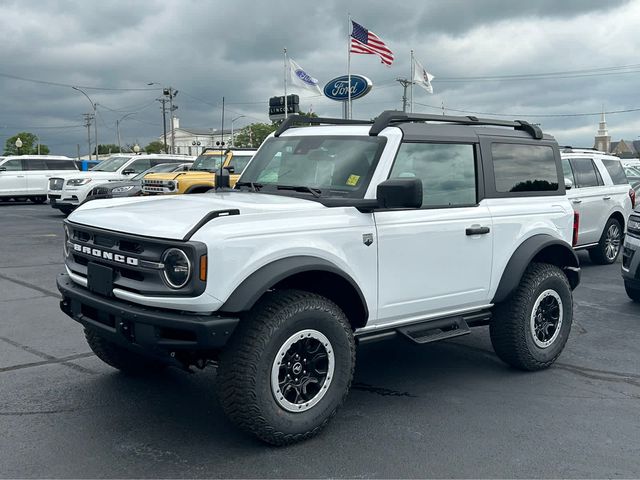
[{"left": 323, "top": 75, "right": 373, "bottom": 101}]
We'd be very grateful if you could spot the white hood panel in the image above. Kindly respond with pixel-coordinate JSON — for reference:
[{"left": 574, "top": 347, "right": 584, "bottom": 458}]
[{"left": 68, "top": 192, "right": 323, "bottom": 240}]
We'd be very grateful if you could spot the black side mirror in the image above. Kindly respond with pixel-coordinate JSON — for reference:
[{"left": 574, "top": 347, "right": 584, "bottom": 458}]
[
  {"left": 122, "top": 169, "right": 135, "bottom": 175},
  {"left": 377, "top": 178, "right": 422, "bottom": 209},
  {"left": 223, "top": 165, "right": 235, "bottom": 174},
  {"left": 0, "top": 167, "right": 6, "bottom": 172}
]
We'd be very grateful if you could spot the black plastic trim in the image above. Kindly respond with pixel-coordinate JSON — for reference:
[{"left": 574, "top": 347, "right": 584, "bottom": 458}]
[
  {"left": 219, "top": 256, "right": 369, "bottom": 317},
  {"left": 182, "top": 209, "right": 240, "bottom": 241},
  {"left": 492, "top": 234, "right": 580, "bottom": 303},
  {"left": 274, "top": 115, "right": 371, "bottom": 137}
]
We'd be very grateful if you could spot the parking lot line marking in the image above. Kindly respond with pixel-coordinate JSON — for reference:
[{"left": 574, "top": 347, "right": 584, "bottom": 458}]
[
  {"left": 0, "top": 350, "right": 95, "bottom": 374},
  {"left": 0, "top": 272, "right": 60, "bottom": 298}
]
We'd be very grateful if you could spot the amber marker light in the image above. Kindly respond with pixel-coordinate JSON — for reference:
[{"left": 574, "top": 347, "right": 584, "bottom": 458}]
[{"left": 200, "top": 255, "right": 208, "bottom": 282}]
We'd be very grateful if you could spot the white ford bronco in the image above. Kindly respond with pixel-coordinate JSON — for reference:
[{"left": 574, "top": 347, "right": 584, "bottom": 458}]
[{"left": 57, "top": 111, "right": 581, "bottom": 445}]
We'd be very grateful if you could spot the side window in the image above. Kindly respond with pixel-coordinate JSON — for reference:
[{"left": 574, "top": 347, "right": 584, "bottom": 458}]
[
  {"left": 602, "top": 159, "right": 628, "bottom": 185},
  {"left": 570, "top": 158, "right": 599, "bottom": 187},
  {"left": 562, "top": 158, "right": 575, "bottom": 186},
  {"left": 24, "top": 159, "right": 47, "bottom": 170},
  {"left": 492, "top": 144, "right": 558, "bottom": 192},
  {"left": 128, "top": 159, "right": 152, "bottom": 173},
  {"left": 389, "top": 143, "right": 477, "bottom": 207},
  {"left": 228, "top": 155, "right": 252, "bottom": 173},
  {"left": 0, "top": 159, "right": 24, "bottom": 171}
]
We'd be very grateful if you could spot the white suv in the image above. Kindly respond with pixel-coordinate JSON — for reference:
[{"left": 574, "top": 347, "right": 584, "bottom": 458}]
[
  {"left": 561, "top": 148, "right": 635, "bottom": 264},
  {"left": 48, "top": 154, "right": 194, "bottom": 214},
  {"left": 0, "top": 155, "right": 77, "bottom": 203},
  {"left": 58, "top": 111, "right": 580, "bottom": 445}
]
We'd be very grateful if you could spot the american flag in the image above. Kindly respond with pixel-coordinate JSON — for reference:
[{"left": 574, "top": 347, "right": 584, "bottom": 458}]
[{"left": 350, "top": 20, "right": 394, "bottom": 66}]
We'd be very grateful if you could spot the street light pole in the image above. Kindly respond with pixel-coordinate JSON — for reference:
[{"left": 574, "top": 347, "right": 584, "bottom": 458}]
[
  {"left": 73, "top": 86, "right": 98, "bottom": 159},
  {"left": 231, "top": 115, "right": 246, "bottom": 147},
  {"left": 116, "top": 112, "right": 136, "bottom": 153}
]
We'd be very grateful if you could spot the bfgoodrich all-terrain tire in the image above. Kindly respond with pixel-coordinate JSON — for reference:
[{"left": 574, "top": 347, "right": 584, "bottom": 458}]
[
  {"left": 589, "top": 217, "right": 623, "bottom": 265},
  {"left": 625, "top": 281, "right": 640, "bottom": 302},
  {"left": 85, "top": 328, "right": 166, "bottom": 375},
  {"left": 217, "top": 289, "right": 355, "bottom": 445},
  {"left": 490, "top": 262, "right": 573, "bottom": 371}
]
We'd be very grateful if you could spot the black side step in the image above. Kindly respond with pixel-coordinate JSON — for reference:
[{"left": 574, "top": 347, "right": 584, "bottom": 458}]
[{"left": 397, "top": 316, "right": 470, "bottom": 345}]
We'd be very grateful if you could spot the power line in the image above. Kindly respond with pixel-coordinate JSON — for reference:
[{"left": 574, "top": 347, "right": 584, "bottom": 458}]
[{"left": 0, "top": 72, "right": 158, "bottom": 91}]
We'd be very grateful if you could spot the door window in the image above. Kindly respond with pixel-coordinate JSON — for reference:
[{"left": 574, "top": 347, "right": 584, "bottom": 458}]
[
  {"left": 24, "top": 159, "right": 47, "bottom": 170},
  {"left": 570, "top": 158, "right": 600, "bottom": 187},
  {"left": 228, "top": 155, "right": 252, "bottom": 174},
  {"left": 46, "top": 160, "right": 76, "bottom": 170},
  {"left": 562, "top": 158, "right": 575, "bottom": 185},
  {"left": 0, "top": 159, "right": 24, "bottom": 171},
  {"left": 492, "top": 144, "right": 558, "bottom": 192},
  {"left": 127, "top": 159, "right": 152, "bottom": 173},
  {"left": 602, "top": 159, "right": 628, "bottom": 185},
  {"left": 389, "top": 143, "right": 477, "bottom": 207}
]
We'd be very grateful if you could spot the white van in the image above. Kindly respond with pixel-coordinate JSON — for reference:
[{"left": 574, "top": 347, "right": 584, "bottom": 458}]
[{"left": 0, "top": 155, "right": 78, "bottom": 203}]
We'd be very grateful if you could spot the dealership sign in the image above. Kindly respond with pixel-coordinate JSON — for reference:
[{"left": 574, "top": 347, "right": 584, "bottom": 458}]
[{"left": 323, "top": 75, "right": 372, "bottom": 101}]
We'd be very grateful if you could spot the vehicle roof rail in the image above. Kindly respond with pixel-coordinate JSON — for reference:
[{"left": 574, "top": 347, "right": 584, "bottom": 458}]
[
  {"left": 274, "top": 114, "right": 372, "bottom": 137},
  {"left": 368, "top": 110, "right": 544, "bottom": 139}
]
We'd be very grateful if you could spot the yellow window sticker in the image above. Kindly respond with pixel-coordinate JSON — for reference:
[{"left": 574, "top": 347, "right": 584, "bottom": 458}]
[{"left": 346, "top": 174, "right": 360, "bottom": 186}]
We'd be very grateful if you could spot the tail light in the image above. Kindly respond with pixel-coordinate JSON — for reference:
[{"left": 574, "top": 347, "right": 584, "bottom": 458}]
[
  {"left": 572, "top": 211, "right": 580, "bottom": 247},
  {"left": 629, "top": 188, "right": 636, "bottom": 209}
]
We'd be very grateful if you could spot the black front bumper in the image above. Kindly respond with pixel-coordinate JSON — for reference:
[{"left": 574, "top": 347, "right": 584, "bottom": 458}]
[{"left": 57, "top": 274, "right": 239, "bottom": 357}]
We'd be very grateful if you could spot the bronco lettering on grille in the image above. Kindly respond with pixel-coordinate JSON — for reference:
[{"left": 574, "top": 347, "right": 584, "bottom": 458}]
[{"left": 72, "top": 243, "right": 139, "bottom": 266}]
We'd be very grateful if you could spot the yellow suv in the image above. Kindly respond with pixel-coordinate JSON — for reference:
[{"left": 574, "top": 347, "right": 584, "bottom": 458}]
[{"left": 142, "top": 148, "right": 256, "bottom": 195}]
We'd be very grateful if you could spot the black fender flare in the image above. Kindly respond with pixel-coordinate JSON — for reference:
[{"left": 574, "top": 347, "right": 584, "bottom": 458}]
[
  {"left": 184, "top": 184, "right": 213, "bottom": 194},
  {"left": 492, "top": 234, "right": 580, "bottom": 304},
  {"left": 219, "top": 255, "right": 369, "bottom": 317}
]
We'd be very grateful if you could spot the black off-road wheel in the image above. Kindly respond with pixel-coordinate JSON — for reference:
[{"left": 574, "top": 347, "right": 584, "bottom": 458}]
[
  {"left": 625, "top": 281, "right": 640, "bottom": 302},
  {"left": 30, "top": 196, "right": 47, "bottom": 204},
  {"left": 589, "top": 217, "right": 623, "bottom": 265},
  {"left": 217, "top": 290, "right": 355, "bottom": 445},
  {"left": 490, "top": 262, "right": 573, "bottom": 371},
  {"left": 59, "top": 206, "right": 74, "bottom": 216},
  {"left": 85, "top": 328, "right": 167, "bottom": 375}
]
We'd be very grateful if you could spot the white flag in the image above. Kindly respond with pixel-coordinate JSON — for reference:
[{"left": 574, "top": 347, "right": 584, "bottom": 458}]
[
  {"left": 413, "top": 58, "right": 434, "bottom": 94},
  {"left": 288, "top": 58, "right": 322, "bottom": 94}
]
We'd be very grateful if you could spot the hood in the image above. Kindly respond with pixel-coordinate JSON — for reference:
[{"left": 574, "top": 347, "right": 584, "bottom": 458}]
[
  {"left": 100, "top": 179, "right": 141, "bottom": 190},
  {"left": 68, "top": 191, "right": 324, "bottom": 240},
  {"left": 54, "top": 171, "right": 123, "bottom": 181},
  {"left": 144, "top": 171, "right": 212, "bottom": 181}
]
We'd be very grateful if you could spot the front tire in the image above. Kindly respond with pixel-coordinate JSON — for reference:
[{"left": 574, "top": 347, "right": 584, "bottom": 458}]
[
  {"left": 217, "top": 290, "right": 355, "bottom": 445},
  {"left": 625, "top": 281, "right": 640, "bottom": 302},
  {"left": 58, "top": 206, "right": 75, "bottom": 216},
  {"left": 490, "top": 262, "right": 573, "bottom": 371},
  {"left": 589, "top": 217, "right": 622, "bottom": 265},
  {"left": 85, "top": 328, "right": 167, "bottom": 375}
]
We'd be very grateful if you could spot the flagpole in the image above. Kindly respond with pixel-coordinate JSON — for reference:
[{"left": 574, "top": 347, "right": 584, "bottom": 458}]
[
  {"left": 410, "top": 50, "right": 414, "bottom": 113},
  {"left": 284, "top": 47, "right": 288, "bottom": 119},
  {"left": 347, "top": 13, "right": 351, "bottom": 119}
]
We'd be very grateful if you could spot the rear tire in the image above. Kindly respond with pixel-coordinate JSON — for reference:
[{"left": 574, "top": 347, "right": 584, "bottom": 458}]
[
  {"left": 625, "top": 281, "right": 640, "bottom": 302},
  {"left": 589, "top": 217, "right": 622, "bottom": 265},
  {"left": 490, "top": 262, "right": 573, "bottom": 371},
  {"left": 85, "top": 328, "right": 166, "bottom": 375},
  {"left": 30, "top": 196, "right": 47, "bottom": 204},
  {"left": 217, "top": 290, "right": 355, "bottom": 445}
]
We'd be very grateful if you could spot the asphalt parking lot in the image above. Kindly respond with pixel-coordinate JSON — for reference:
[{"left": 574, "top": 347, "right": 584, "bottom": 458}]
[{"left": 1, "top": 201, "right": 639, "bottom": 478}]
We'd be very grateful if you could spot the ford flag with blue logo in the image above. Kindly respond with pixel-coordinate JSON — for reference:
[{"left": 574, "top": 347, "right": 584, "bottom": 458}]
[{"left": 288, "top": 58, "right": 322, "bottom": 94}]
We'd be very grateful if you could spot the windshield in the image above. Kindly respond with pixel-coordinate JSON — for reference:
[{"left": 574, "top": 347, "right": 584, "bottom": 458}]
[
  {"left": 132, "top": 163, "right": 184, "bottom": 180},
  {"left": 90, "top": 156, "right": 132, "bottom": 172},
  {"left": 238, "top": 136, "right": 386, "bottom": 198},
  {"left": 191, "top": 151, "right": 227, "bottom": 171}
]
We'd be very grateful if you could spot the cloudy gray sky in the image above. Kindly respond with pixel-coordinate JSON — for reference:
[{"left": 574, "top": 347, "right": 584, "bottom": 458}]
[{"left": 1, "top": 0, "right": 639, "bottom": 156}]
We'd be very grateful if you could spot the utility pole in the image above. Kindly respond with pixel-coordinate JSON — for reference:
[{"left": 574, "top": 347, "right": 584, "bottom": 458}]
[
  {"left": 83, "top": 113, "right": 93, "bottom": 160},
  {"left": 396, "top": 78, "right": 412, "bottom": 112},
  {"left": 73, "top": 87, "right": 98, "bottom": 159},
  {"left": 163, "top": 88, "right": 178, "bottom": 153},
  {"left": 156, "top": 97, "right": 168, "bottom": 153}
]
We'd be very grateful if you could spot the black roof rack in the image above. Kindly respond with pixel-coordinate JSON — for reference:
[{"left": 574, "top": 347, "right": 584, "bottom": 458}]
[
  {"left": 369, "top": 110, "right": 543, "bottom": 139},
  {"left": 274, "top": 114, "right": 371, "bottom": 137}
]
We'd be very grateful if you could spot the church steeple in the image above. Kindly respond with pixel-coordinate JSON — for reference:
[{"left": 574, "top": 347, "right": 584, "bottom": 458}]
[{"left": 594, "top": 105, "right": 611, "bottom": 152}]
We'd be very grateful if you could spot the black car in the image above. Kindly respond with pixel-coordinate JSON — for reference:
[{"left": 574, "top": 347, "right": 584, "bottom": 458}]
[{"left": 84, "top": 162, "right": 192, "bottom": 203}]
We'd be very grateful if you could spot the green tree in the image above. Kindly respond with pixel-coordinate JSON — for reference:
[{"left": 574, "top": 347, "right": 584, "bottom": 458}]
[
  {"left": 144, "top": 140, "right": 165, "bottom": 154},
  {"left": 4, "top": 132, "right": 49, "bottom": 155},
  {"left": 234, "top": 122, "right": 278, "bottom": 148},
  {"left": 94, "top": 144, "right": 121, "bottom": 155}
]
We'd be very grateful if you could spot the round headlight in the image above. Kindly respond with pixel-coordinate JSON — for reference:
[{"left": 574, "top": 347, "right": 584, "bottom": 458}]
[
  {"left": 63, "top": 225, "right": 70, "bottom": 257},
  {"left": 162, "top": 248, "right": 191, "bottom": 289},
  {"left": 168, "top": 181, "right": 176, "bottom": 191}
]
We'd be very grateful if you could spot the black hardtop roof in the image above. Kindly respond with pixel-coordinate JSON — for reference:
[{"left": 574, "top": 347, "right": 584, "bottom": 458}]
[{"left": 275, "top": 110, "right": 551, "bottom": 142}]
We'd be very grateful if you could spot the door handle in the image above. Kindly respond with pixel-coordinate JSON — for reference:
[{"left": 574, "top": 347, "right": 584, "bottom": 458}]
[
  {"left": 466, "top": 226, "right": 490, "bottom": 235},
  {"left": 17, "top": 175, "right": 25, "bottom": 178},
  {"left": 603, "top": 196, "right": 611, "bottom": 200},
  {"left": 572, "top": 199, "right": 582, "bottom": 204}
]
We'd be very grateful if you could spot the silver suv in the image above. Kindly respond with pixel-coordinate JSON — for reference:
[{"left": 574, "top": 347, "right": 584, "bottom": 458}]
[{"left": 561, "top": 148, "right": 635, "bottom": 264}]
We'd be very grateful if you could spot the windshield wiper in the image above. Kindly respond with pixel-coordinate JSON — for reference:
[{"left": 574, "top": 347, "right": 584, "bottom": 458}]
[
  {"left": 276, "top": 185, "right": 322, "bottom": 198},
  {"left": 235, "top": 181, "right": 263, "bottom": 192}
]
